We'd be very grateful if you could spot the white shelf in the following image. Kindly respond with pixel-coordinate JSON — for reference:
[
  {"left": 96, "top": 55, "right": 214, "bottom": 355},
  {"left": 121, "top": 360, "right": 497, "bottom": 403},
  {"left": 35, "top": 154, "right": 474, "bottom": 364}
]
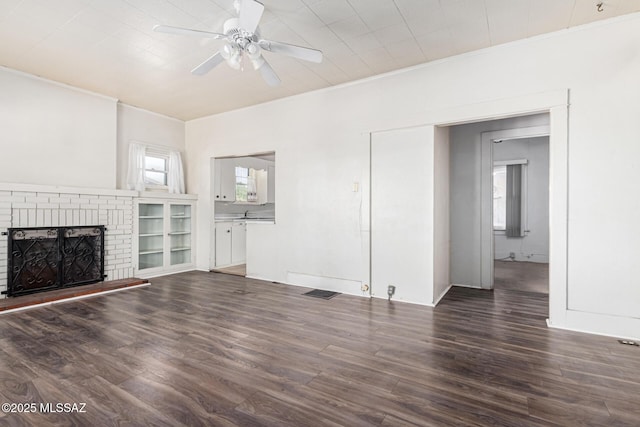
[
  {"left": 140, "top": 250, "right": 163, "bottom": 255},
  {"left": 137, "top": 200, "right": 195, "bottom": 274}
]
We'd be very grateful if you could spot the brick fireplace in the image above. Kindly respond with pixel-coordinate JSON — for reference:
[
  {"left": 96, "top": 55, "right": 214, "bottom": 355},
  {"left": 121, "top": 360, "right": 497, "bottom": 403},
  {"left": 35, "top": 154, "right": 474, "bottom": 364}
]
[{"left": 0, "top": 184, "right": 136, "bottom": 298}]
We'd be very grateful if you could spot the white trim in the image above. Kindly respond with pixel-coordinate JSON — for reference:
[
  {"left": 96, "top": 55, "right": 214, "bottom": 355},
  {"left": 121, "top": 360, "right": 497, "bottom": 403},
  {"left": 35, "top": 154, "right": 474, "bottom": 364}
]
[
  {"left": 547, "top": 313, "right": 640, "bottom": 341},
  {"left": 0, "top": 65, "right": 118, "bottom": 103},
  {"left": 138, "top": 192, "right": 197, "bottom": 200},
  {"left": 0, "top": 182, "right": 137, "bottom": 197},
  {"left": 0, "top": 283, "right": 151, "bottom": 315},
  {"left": 433, "top": 285, "right": 452, "bottom": 306},
  {"left": 131, "top": 140, "right": 183, "bottom": 155},
  {"left": 481, "top": 125, "right": 550, "bottom": 289},
  {"left": 494, "top": 159, "right": 528, "bottom": 166},
  {"left": 118, "top": 102, "right": 184, "bottom": 124}
]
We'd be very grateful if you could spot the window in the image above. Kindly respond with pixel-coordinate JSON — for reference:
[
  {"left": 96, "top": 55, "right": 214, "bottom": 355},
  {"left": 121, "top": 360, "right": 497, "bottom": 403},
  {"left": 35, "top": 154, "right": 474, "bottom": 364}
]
[
  {"left": 144, "top": 154, "right": 169, "bottom": 187},
  {"left": 493, "top": 165, "right": 507, "bottom": 230},
  {"left": 493, "top": 160, "right": 527, "bottom": 236},
  {"left": 235, "top": 166, "right": 249, "bottom": 202}
]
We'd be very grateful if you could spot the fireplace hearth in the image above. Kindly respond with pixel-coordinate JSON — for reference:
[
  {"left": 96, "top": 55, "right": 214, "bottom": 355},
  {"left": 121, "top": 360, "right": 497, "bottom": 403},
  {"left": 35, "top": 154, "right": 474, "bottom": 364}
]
[{"left": 6, "top": 226, "right": 105, "bottom": 297}]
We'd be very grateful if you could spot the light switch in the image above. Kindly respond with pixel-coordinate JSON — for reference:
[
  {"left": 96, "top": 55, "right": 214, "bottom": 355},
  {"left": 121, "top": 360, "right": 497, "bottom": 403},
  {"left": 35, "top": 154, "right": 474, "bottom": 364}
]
[{"left": 352, "top": 182, "right": 359, "bottom": 192}]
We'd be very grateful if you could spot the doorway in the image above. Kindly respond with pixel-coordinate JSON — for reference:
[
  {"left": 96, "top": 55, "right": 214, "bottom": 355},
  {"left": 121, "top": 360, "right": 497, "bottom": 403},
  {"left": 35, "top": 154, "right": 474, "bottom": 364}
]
[
  {"left": 491, "top": 136, "right": 550, "bottom": 294},
  {"left": 449, "top": 114, "right": 551, "bottom": 298}
]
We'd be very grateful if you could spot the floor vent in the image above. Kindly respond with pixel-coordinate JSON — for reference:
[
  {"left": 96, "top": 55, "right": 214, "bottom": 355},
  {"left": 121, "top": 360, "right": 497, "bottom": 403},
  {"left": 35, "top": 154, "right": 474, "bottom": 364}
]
[
  {"left": 303, "top": 289, "right": 340, "bottom": 300},
  {"left": 618, "top": 340, "right": 639, "bottom": 346}
]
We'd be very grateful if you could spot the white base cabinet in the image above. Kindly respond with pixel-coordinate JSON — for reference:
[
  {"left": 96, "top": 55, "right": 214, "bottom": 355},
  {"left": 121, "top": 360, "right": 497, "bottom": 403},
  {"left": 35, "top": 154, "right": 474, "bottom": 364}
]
[
  {"left": 136, "top": 197, "right": 196, "bottom": 277},
  {"left": 215, "top": 221, "right": 246, "bottom": 267},
  {"left": 215, "top": 222, "right": 233, "bottom": 267}
]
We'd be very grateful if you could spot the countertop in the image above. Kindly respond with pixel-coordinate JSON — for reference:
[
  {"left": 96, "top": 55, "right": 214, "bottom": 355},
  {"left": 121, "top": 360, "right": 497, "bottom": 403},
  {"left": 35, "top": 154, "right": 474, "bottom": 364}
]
[{"left": 215, "top": 217, "right": 275, "bottom": 223}]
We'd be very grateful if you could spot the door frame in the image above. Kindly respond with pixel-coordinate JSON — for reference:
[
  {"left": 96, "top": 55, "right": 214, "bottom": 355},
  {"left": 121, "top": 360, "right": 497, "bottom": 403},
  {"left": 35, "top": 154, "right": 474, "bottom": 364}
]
[
  {"left": 480, "top": 125, "right": 550, "bottom": 289},
  {"left": 366, "top": 89, "right": 569, "bottom": 325}
]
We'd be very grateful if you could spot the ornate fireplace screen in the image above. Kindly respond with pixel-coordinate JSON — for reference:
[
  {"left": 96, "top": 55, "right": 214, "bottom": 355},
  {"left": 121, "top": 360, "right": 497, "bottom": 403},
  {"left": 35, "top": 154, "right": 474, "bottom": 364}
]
[{"left": 6, "top": 226, "right": 105, "bottom": 297}]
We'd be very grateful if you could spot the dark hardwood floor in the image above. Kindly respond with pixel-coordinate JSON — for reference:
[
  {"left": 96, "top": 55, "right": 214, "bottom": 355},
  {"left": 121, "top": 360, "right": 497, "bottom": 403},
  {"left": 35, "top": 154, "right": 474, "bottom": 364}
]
[{"left": 0, "top": 271, "right": 638, "bottom": 426}]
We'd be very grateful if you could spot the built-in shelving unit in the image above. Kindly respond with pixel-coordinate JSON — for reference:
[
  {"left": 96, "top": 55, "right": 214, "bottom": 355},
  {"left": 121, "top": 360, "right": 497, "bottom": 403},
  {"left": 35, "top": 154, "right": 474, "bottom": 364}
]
[{"left": 136, "top": 197, "right": 196, "bottom": 277}]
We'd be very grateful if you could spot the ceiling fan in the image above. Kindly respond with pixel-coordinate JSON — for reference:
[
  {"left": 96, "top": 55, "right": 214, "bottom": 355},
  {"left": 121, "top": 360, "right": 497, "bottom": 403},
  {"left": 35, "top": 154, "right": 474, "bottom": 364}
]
[{"left": 153, "top": 0, "right": 323, "bottom": 87}]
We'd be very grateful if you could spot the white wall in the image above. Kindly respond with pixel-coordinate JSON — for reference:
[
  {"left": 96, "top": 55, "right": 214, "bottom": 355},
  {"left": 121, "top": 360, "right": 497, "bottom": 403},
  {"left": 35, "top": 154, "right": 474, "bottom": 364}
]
[
  {"left": 371, "top": 126, "right": 433, "bottom": 304},
  {"left": 186, "top": 13, "right": 640, "bottom": 339},
  {"left": 450, "top": 115, "right": 549, "bottom": 287},
  {"left": 493, "top": 137, "right": 549, "bottom": 262},
  {"left": 0, "top": 67, "right": 118, "bottom": 189},
  {"left": 433, "top": 125, "right": 451, "bottom": 304},
  {"left": 116, "top": 103, "right": 185, "bottom": 190}
]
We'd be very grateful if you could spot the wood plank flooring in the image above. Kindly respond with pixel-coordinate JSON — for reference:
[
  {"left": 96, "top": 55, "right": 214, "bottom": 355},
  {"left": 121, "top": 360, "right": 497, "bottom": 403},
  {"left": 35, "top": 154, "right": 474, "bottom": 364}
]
[
  {"left": 211, "top": 264, "right": 247, "bottom": 277},
  {"left": 494, "top": 261, "right": 549, "bottom": 294},
  {"left": 0, "top": 271, "right": 638, "bottom": 426}
]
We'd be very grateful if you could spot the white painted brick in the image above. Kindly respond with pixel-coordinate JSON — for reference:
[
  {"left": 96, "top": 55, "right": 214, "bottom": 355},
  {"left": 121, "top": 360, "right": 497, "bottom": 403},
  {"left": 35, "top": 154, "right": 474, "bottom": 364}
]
[
  {"left": 43, "top": 210, "right": 52, "bottom": 226},
  {"left": 107, "top": 199, "right": 125, "bottom": 205},
  {"left": 49, "top": 197, "right": 72, "bottom": 204},
  {"left": 80, "top": 204, "right": 99, "bottom": 210},
  {"left": 0, "top": 202, "right": 12, "bottom": 209},
  {"left": 28, "top": 210, "right": 36, "bottom": 226},
  {"left": 0, "top": 196, "right": 25, "bottom": 203},
  {"left": 11, "top": 191, "right": 34, "bottom": 197},
  {"left": 37, "top": 203, "right": 60, "bottom": 209},
  {"left": 98, "top": 195, "right": 116, "bottom": 201},
  {"left": 37, "top": 192, "right": 59, "bottom": 198},
  {"left": 77, "top": 198, "right": 90, "bottom": 204},
  {"left": 60, "top": 203, "right": 80, "bottom": 209},
  {"left": 99, "top": 204, "right": 112, "bottom": 211},
  {"left": 60, "top": 193, "right": 80, "bottom": 199},
  {"left": 12, "top": 202, "right": 37, "bottom": 209},
  {"left": 0, "top": 191, "right": 11, "bottom": 196},
  {"left": 17, "top": 209, "right": 29, "bottom": 226},
  {"left": 26, "top": 196, "right": 50, "bottom": 203}
]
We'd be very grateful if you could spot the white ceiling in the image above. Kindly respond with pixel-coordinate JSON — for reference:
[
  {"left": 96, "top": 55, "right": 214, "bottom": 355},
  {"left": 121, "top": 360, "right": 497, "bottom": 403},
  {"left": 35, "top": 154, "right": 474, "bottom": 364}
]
[{"left": 1, "top": 0, "right": 638, "bottom": 120}]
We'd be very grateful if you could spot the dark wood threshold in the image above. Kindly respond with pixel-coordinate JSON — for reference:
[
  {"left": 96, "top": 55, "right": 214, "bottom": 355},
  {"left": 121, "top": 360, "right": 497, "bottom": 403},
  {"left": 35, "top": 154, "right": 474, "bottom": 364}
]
[{"left": 0, "top": 278, "right": 149, "bottom": 312}]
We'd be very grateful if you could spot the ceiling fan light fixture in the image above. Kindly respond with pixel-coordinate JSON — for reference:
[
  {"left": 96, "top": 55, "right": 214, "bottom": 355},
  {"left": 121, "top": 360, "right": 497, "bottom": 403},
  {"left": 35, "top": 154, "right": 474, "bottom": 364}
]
[
  {"left": 221, "top": 43, "right": 242, "bottom": 70},
  {"left": 154, "top": 0, "right": 321, "bottom": 86},
  {"left": 246, "top": 42, "right": 261, "bottom": 59},
  {"left": 250, "top": 55, "right": 265, "bottom": 71}
]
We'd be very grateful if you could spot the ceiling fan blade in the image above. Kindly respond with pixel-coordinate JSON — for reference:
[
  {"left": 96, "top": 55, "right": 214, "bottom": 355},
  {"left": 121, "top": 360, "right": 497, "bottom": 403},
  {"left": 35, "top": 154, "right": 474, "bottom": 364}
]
[
  {"left": 258, "top": 39, "right": 322, "bottom": 63},
  {"left": 191, "top": 51, "right": 225, "bottom": 75},
  {"left": 153, "top": 24, "right": 227, "bottom": 40},
  {"left": 258, "top": 58, "right": 281, "bottom": 87},
  {"left": 238, "top": 0, "right": 264, "bottom": 34}
]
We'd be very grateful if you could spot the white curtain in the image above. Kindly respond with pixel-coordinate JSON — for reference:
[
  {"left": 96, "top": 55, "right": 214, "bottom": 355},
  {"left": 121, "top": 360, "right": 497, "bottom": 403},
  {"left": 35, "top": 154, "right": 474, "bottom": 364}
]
[
  {"left": 126, "top": 143, "right": 146, "bottom": 191},
  {"left": 168, "top": 150, "right": 185, "bottom": 194}
]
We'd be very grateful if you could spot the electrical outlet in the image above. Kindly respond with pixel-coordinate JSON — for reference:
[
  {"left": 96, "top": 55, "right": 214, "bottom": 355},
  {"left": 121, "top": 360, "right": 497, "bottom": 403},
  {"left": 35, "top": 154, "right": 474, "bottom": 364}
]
[{"left": 361, "top": 283, "right": 369, "bottom": 292}]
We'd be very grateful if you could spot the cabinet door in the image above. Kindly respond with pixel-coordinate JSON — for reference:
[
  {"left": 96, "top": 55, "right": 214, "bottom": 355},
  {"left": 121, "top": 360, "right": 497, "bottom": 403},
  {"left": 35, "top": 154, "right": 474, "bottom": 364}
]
[
  {"left": 169, "top": 203, "right": 192, "bottom": 266},
  {"left": 267, "top": 165, "right": 275, "bottom": 203},
  {"left": 231, "top": 221, "right": 246, "bottom": 264},
  {"left": 213, "top": 159, "right": 222, "bottom": 201},
  {"left": 138, "top": 203, "right": 165, "bottom": 270},
  {"left": 220, "top": 159, "right": 236, "bottom": 202},
  {"left": 215, "top": 222, "right": 232, "bottom": 266}
]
